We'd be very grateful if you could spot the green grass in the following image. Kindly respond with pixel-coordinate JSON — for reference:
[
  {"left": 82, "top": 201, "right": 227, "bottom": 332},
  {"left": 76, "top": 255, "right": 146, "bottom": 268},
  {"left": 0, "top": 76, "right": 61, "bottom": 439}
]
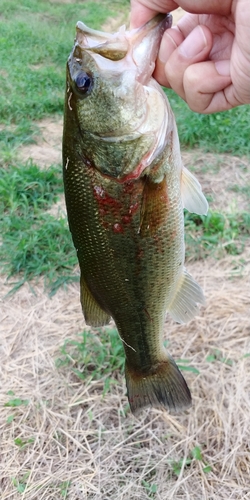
[
  {"left": 184, "top": 209, "right": 250, "bottom": 260},
  {"left": 56, "top": 327, "right": 126, "bottom": 401},
  {"left": 56, "top": 327, "right": 126, "bottom": 398},
  {"left": 12, "top": 473, "right": 30, "bottom": 495},
  {"left": 0, "top": 163, "right": 77, "bottom": 293},
  {"left": 1, "top": 214, "right": 78, "bottom": 294},
  {"left": 0, "top": 0, "right": 249, "bottom": 294},
  {"left": 141, "top": 480, "right": 158, "bottom": 498},
  {"left": 166, "top": 89, "right": 250, "bottom": 156},
  {"left": 0, "top": 162, "right": 63, "bottom": 214},
  {"left": 0, "top": 0, "right": 248, "bottom": 156},
  {"left": 1, "top": 162, "right": 249, "bottom": 293},
  {"left": 56, "top": 327, "right": 125, "bottom": 381},
  {"left": 56, "top": 329, "right": 201, "bottom": 400},
  {"left": 169, "top": 445, "right": 212, "bottom": 477},
  {"left": 229, "top": 183, "right": 250, "bottom": 199},
  {"left": 59, "top": 481, "right": 71, "bottom": 499},
  {"left": 4, "top": 398, "right": 29, "bottom": 408},
  {"left": 0, "top": 0, "right": 129, "bottom": 125}
]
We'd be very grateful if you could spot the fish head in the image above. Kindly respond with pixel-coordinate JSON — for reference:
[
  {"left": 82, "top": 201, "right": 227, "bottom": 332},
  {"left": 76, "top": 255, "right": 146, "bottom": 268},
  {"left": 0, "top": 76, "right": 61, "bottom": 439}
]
[
  {"left": 65, "top": 14, "right": 175, "bottom": 180},
  {"left": 66, "top": 14, "right": 172, "bottom": 136}
]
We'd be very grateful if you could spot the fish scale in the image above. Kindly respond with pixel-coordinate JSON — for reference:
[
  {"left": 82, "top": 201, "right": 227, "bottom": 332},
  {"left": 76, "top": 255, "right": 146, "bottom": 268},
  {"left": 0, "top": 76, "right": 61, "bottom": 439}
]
[{"left": 63, "top": 14, "right": 208, "bottom": 414}]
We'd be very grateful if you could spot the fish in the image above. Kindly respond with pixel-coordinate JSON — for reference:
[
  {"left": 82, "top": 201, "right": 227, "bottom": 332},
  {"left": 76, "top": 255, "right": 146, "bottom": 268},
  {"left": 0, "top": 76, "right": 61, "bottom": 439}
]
[{"left": 62, "top": 14, "right": 208, "bottom": 415}]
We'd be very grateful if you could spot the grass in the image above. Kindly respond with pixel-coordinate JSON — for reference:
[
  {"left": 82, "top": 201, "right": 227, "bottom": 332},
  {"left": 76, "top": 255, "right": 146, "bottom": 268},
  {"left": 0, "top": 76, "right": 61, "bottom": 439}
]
[
  {"left": 0, "top": 0, "right": 249, "bottom": 157},
  {"left": 0, "top": 214, "right": 78, "bottom": 294},
  {"left": 229, "top": 183, "right": 250, "bottom": 199},
  {"left": 0, "top": 121, "right": 39, "bottom": 164},
  {"left": 0, "top": 0, "right": 249, "bottom": 297},
  {"left": 0, "top": 162, "right": 78, "bottom": 293},
  {"left": 56, "top": 330, "right": 201, "bottom": 384},
  {"left": 184, "top": 209, "right": 250, "bottom": 260},
  {"left": 4, "top": 397, "right": 29, "bottom": 408},
  {"left": 168, "top": 445, "right": 212, "bottom": 477},
  {"left": 0, "top": 0, "right": 129, "bottom": 125},
  {"left": 12, "top": 473, "right": 30, "bottom": 495},
  {"left": 56, "top": 327, "right": 125, "bottom": 395},
  {"left": 0, "top": 0, "right": 131, "bottom": 292},
  {"left": 0, "top": 162, "right": 63, "bottom": 213},
  {"left": 1, "top": 3, "right": 250, "bottom": 500},
  {"left": 1, "top": 159, "right": 250, "bottom": 292},
  {"left": 1, "top": 254, "right": 250, "bottom": 499},
  {"left": 166, "top": 89, "right": 250, "bottom": 156}
]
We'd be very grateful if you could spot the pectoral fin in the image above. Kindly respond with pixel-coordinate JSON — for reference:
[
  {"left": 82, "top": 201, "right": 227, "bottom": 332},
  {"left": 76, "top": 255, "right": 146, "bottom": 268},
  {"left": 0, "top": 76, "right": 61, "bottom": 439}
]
[
  {"left": 80, "top": 276, "right": 111, "bottom": 327},
  {"left": 168, "top": 269, "right": 205, "bottom": 324},
  {"left": 181, "top": 166, "right": 208, "bottom": 215}
]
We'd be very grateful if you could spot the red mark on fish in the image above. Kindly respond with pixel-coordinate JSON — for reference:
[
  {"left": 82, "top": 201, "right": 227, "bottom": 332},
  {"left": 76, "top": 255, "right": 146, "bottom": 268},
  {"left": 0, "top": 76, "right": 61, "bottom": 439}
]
[
  {"left": 93, "top": 183, "right": 140, "bottom": 233},
  {"left": 113, "top": 223, "right": 124, "bottom": 233}
]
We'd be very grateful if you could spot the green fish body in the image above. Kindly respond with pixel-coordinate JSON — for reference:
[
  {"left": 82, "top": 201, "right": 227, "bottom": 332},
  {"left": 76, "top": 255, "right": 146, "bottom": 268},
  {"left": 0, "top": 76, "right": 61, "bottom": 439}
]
[{"left": 63, "top": 15, "right": 208, "bottom": 414}]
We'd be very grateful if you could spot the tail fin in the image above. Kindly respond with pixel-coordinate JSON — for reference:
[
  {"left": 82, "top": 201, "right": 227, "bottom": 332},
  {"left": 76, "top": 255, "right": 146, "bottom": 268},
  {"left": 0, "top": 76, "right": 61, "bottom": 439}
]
[{"left": 125, "top": 356, "right": 191, "bottom": 415}]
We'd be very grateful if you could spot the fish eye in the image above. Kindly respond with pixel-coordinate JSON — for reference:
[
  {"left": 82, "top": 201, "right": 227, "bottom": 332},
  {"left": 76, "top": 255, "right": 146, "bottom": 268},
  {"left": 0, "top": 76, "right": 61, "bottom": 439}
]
[{"left": 74, "top": 71, "right": 93, "bottom": 95}]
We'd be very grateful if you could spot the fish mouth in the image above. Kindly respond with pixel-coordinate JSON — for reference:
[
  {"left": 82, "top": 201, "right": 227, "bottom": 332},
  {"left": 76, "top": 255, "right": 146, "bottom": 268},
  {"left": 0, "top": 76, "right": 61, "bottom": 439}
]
[
  {"left": 75, "top": 14, "right": 172, "bottom": 82},
  {"left": 66, "top": 15, "right": 173, "bottom": 181}
]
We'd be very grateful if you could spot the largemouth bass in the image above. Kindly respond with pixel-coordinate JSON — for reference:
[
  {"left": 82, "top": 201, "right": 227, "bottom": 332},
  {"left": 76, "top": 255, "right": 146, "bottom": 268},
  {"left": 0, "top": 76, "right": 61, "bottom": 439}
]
[{"left": 63, "top": 14, "right": 208, "bottom": 414}]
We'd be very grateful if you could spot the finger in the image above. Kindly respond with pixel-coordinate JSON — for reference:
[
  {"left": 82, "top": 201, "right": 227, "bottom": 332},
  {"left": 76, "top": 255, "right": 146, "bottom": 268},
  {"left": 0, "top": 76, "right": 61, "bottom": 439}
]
[
  {"left": 130, "top": 0, "right": 231, "bottom": 29},
  {"left": 173, "top": 0, "right": 231, "bottom": 16},
  {"left": 164, "top": 25, "right": 213, "bottom": 96},
  {"left": 183, "top": 60, "right": 234, "bottom": 113},
  {"left": 154, "top": 27, "right": 184, "bottom": 86},
  {"left": 130, "top": 0, "right": 178, "bottom": 29},
  {"left": 130, "top": 5, "right": 158, "bottom": 29}
]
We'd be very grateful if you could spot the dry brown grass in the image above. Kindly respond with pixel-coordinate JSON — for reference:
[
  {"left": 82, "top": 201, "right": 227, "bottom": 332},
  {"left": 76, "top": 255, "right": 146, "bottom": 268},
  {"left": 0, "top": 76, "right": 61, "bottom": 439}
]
[
  {"left": 19, "top": 117, "right": 63, "bottom": 168},
  {"left": 1, "top": 120, "right": 250, "bottom": 499},
  {"left": 182, "top": 151, "right": 250, "bottom": 213},
  {"left": 1, "top": 250, "right": 250, "bottom": 499}
]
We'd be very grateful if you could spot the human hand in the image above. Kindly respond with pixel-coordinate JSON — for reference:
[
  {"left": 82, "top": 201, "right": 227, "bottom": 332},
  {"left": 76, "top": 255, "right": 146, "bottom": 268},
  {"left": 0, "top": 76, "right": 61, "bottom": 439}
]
[{"left": 130, "top": 0, "right": 250, "bottom": 113}]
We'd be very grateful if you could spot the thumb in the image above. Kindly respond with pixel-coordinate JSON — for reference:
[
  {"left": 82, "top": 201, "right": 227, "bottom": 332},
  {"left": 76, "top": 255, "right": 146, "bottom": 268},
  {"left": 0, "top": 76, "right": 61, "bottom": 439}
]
[
  {"left": 156, "top": 25, "right": 233, "bottom": 113},
  {"left": 157, "top": 25, "right": 213, "bottom": 95}
]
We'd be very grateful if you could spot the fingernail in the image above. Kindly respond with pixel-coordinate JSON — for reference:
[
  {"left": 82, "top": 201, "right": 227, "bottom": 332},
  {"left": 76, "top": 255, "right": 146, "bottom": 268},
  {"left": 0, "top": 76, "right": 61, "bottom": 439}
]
[
  {"left": 158, "top": 32, "right": 178, "bottom": 63},
  {"left": 179, "top": 26, "right": 207, "bottom": 58},
  {"left": 215, "top": 60, "right": 230, "bottom": 76}
]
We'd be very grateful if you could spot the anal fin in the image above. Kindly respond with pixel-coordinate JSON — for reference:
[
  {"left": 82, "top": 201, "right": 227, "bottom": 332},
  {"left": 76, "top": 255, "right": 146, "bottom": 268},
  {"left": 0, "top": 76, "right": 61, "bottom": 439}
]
[
  {"left": 168, "top": 269, "right": 205, "bottom": 324},
  {"left": 181, "top": 166, "right": 208, "bottom": 215},
  {"left": 80, "top": 276, "right": 111, "bottom": 327}
]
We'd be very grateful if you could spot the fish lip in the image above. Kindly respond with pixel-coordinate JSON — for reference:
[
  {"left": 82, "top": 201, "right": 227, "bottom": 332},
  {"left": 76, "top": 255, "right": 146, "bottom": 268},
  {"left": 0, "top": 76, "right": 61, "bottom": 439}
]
[
  {"left": 75, "top": 21, "right": 129, "bottom": 57},
  {"left": 76, "top": 13, "right": 172, "bottom": 42},
  {"left": 74, "top": 14, "right": 172, "bottom": 74},
  {"left": 129, "top": 13, "right": 172, "bottom": 41},
  {"left": 130, "top": 14, "right": 172, "bottom": 83}
]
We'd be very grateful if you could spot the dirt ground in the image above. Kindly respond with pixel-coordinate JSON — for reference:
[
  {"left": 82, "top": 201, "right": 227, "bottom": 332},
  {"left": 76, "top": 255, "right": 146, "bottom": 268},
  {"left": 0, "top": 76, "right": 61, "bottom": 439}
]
[{"left": 1, "top": 117, "right": 250, "bottom": 499}]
